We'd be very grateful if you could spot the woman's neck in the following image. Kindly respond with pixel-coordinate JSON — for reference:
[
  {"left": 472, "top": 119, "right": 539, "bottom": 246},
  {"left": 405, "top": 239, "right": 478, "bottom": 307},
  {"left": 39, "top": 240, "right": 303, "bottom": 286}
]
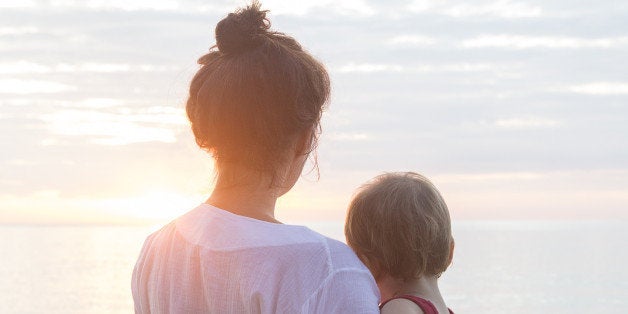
[{"left": 206, "top": 179, "right": 280, "bottom": 223}]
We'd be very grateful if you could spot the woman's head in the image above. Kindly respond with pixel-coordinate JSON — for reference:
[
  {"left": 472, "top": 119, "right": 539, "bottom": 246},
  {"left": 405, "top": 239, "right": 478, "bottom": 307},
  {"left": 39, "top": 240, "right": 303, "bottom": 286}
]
[
  {"left": 345, "top": 172, "right": 454, "bottom": 282},
  {"left": 186, "top": 1, "right": 330, "bottom": 187}
]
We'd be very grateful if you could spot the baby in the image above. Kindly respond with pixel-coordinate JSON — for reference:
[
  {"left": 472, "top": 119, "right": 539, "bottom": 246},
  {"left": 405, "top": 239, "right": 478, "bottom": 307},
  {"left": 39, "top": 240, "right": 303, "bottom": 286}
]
[{"left": 345, "top": 172, "right": 455, "bottom": 314}]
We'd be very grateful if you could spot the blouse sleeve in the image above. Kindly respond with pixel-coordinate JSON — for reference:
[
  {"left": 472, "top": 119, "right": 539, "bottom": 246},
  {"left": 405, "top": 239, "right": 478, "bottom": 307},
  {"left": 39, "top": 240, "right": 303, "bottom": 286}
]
[{"left": 302, "top": 268, "right": 380, "bottom": 314}]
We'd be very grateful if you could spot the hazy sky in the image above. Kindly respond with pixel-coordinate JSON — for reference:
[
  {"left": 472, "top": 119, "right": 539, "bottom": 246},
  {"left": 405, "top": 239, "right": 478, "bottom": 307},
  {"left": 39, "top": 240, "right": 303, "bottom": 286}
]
[{"left": 1, "top": 0, "right": 627, "bottom": 224}]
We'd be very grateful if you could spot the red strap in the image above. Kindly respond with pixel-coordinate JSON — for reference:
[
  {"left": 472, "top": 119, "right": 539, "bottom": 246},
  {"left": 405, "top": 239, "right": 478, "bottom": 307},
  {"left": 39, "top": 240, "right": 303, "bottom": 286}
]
[{"left": 379, "top": 295, "right": 454, "bottom": 314}]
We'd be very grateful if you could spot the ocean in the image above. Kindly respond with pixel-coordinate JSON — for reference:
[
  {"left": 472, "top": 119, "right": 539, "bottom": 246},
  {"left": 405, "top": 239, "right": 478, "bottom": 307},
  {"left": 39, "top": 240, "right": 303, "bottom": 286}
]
[{"left": 1, "top": 221, "right": 626, "bottom": 313}]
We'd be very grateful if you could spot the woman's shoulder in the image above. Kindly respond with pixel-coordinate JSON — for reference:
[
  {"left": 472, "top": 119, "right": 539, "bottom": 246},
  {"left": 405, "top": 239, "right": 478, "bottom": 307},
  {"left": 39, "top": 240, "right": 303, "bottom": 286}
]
[
  {"left": 140, "top": 204, "right": 369, "bottom": 274},
  {"left": 297, "top": 234, "right": 381, "bottom": 313},
  {"left": 320, "top": 236, "right": 371, "bottom": 271}
]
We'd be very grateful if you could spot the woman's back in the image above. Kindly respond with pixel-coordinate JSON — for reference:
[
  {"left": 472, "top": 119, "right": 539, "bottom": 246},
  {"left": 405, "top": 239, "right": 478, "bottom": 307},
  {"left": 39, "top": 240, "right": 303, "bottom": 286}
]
[
  {"left": 132, "top": 204, "right": 380, "bottom": 313},
  {"left": 131, "top": 3, "right": 379, "bottom": 312}
]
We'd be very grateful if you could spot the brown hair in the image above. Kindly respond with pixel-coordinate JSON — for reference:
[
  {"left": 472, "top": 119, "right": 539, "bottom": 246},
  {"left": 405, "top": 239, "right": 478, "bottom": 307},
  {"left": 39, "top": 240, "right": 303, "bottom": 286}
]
[
  {"left": 345, "top": 172, "right": 453, "bottom": 281},
  {"left": 186, "top": 1, "right": 330, "bottom": 185}
]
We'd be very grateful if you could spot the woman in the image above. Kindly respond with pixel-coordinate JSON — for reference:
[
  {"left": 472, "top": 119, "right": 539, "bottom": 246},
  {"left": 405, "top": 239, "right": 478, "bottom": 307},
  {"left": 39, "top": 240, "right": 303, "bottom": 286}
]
[{"left": 131, "top": 2, "right": 380, "bottom": 313}]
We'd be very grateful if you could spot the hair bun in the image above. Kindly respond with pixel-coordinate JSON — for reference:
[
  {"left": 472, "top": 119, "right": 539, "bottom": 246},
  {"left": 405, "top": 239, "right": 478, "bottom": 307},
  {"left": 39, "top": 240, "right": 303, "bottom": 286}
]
[{"left": 215, "top": 2, "right": 270, "bottom": 54}]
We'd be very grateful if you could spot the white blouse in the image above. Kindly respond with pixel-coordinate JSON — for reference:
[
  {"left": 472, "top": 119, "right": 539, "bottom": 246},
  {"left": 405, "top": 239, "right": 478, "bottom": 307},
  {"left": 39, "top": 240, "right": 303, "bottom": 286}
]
[{"left": 132, "top": 204, "right": 380, "bottom": 313}]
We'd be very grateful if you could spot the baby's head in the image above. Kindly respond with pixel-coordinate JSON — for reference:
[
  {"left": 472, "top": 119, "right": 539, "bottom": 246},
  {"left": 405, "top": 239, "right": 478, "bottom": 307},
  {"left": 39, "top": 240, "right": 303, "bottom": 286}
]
[{"left": 345, "top": 172, "right": 454, "bottom": 283}]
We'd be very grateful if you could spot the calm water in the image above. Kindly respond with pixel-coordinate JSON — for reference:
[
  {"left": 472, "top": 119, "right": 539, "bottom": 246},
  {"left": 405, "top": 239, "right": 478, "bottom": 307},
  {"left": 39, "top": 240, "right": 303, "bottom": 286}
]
[{"left": 1, "top": 221, "right": 627, "bottom": 313}]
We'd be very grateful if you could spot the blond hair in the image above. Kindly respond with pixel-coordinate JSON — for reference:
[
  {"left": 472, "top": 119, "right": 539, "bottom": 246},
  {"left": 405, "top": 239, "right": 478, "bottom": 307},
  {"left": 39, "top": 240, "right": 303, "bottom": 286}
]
[{"left": 345, "top": 172, "right": 453, "bottom": 281}]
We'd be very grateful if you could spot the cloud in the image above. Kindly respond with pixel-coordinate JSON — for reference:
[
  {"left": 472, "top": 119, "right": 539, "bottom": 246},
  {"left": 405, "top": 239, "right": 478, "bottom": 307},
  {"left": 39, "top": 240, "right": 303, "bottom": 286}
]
[
  {"left": 408, "top": 0, "right": 542, "bottom": 18},
  {"left": 45, "top": 0, "right": 375, "bottom": 16},
  {"left": 0, "top": 61, "right": 50, "bottom": 74},
  {"left": 0, "top": 79, "right": 76, "bottom": 94},
  {"left": 336, "top": 63, "right": 404, "bottom": 73},
  {"left": 567, "top": 82, "right": 628, "bottom": 95},
  {"left": 461, "top": 35, "right": 628, "bottom": 49},
  {"left": 0, "top": 26, "right": 40, "bottom": 35},
  {"left": 327, "top": 132, "right": 370, "bottom": 141},
  {"left": 0, "top": 189, "right": 196, "bottom": 224},
  {"left": 74, "top": 98, "right": 127, "bottom": 108},
  {"left": 434, "top": 171, "right": 546, "bottom": 183},
  {"left": 0, "top": 0, "right": 36, "bottom": 8},
  {"left": 49, "top": 0, "right": 180, "bottom": 11},
  {"left": 254, "top": 0, "right": 375, "bottom": 16},
  {"left": 429, "top": 169, "right": 628, "bottom": 219},
  {"left": 0, "top": 61, "right": 181, "bottom": 74},
  {"left": 39, "top": 107, "right": 187, "bottom": 145},
  {"left": 387, "top": 35, "right": 437, "bottom": 46},
  {"left": 334, "top": 62, "right": 520, "bottom": 74},
  {"left": 492, "top": 117, "right": 563, "bottom": 129}
]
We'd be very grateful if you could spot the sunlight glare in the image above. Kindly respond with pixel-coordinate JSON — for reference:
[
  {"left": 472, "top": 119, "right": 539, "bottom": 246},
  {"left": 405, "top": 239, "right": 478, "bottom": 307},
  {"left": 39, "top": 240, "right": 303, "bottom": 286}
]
[{"left": 96, "top": 190, "right": 200, "bottom": 222}]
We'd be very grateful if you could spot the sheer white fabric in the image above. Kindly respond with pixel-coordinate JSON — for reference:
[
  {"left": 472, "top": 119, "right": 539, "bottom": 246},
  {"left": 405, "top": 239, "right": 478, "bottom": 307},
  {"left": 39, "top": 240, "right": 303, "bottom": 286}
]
[{"left": 132, "top": 204, "right": 380, "bottom": 313}]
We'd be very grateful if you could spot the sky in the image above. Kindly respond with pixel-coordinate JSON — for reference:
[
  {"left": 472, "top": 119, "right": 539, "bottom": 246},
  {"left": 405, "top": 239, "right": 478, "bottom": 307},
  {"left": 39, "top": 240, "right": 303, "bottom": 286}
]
[{"left": 1, "top": 0, "right": 627, "bottom": 224}]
